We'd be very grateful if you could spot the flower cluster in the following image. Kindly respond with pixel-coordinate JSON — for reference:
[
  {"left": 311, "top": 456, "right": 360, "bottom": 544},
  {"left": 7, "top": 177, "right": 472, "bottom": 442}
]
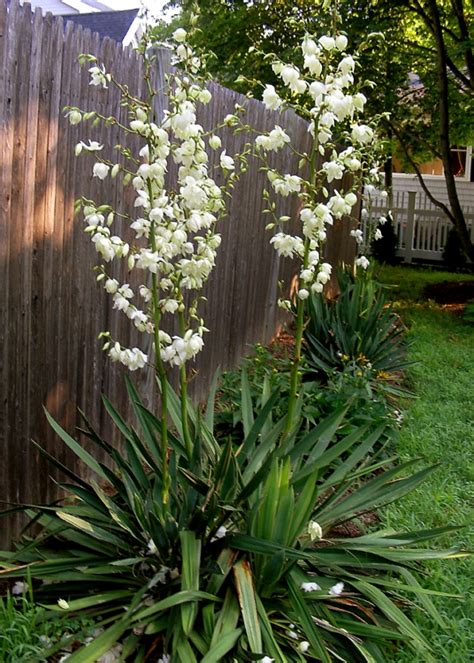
[
  {"left": 71, "top": 29, "right": 240, "bottom": 371},
  {"left": 254, "top": 30, "right": 386, "bottom": 296}
]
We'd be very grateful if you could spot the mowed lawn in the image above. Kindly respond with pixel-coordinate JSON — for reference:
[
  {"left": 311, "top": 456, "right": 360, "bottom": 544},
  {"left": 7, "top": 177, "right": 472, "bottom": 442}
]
[{"left": 376, "top": 265, "right": 474, "bottom": 662}]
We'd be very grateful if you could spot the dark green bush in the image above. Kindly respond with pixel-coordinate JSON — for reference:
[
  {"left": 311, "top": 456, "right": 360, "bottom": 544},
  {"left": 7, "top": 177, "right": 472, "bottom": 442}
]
[
  {"left": 442, "top": 228, "right": 467, "bottom": 271},
  {"left": 303, "top": 269, "right": 412, "bottom": 402},
  {"left": 371, "top": 216, "right": 399, "bottom": 265}
]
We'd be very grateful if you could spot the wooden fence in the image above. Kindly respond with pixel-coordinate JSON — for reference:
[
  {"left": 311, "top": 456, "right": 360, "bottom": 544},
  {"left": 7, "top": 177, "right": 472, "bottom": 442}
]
[
  {"left": 364, "top": 189, "right": 474, "bottom": 263},
  {"left": 0, "top": 1, "right": 357, "bottom": 547}
]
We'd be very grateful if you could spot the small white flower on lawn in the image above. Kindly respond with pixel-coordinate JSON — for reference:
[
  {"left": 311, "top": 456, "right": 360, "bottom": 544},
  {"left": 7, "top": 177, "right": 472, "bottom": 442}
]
[
  {"left": 307, "top": 520, "right": 323, "bottom": 541},
  {"left": 374, "top": 228, "right": 383, "bottom": 241},
  {"left": 329, "top": 581, "right": 345, "bottom": 596},
  {"left": 297, "top": 288, "right": 309, "bottom": 300},
  {"left": 58, "top": 598, "right": 70, "bottom": 610},
  {"left": 12, "top": 581, "right": 28, "bottom": 595},
  {"left": 260, "top": 657, "right": 274, "bottom": 663},
  {"left": 287, "top": 629, "right": 298, "bottom": 640},
  {"left": 301, "top": 581, "right": 321, "bottom": 592},
  {"left": 298, "top": 641, "right": 310, "bottom": 653}
]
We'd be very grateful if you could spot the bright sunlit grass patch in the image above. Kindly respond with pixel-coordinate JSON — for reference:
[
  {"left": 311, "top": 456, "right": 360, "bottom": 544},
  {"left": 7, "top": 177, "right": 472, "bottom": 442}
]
[{"left": 377, "top": 264, "right": 474, "bottom": 662}]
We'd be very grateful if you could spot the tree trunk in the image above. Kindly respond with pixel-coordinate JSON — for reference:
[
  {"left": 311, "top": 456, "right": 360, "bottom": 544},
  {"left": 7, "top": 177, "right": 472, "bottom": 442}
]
[{"left": 427, "top": 0, "right": 474, "bottom": 262}]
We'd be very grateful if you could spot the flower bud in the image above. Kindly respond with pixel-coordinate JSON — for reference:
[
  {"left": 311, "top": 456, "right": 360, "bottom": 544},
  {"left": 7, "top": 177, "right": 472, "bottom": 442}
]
[
  {"left": 135, "top": 107, "right": 148, "bottom": 122},
  {"left": 319, "top": 35, "right": 336, "bottom": 51},
  {"left": 67, "top": 110, "right": 82, "bottom": 125},
  {"left": 173, "top": 28, "right": 187, "bottom": 43},
  {"left": 335, "top": 35, "right": 348, "bottom": 51},
  {"left": 199, "top": 89, "right": 212, "bottom": 104},
  {"left": 209, "top": 135, "right": 221, "bottom": 149},
  {"left": 130, "top": 120, "right": 146, "bottom": 133}
]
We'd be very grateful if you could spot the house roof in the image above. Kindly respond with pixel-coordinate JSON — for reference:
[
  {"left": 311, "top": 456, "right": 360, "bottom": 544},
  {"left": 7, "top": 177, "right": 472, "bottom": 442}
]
[
  {"left": 13, "top": 0, "right": 113, "bottom": 13},
  {"left": 62, "top": 8, "right": 139, "bottom": 42}
]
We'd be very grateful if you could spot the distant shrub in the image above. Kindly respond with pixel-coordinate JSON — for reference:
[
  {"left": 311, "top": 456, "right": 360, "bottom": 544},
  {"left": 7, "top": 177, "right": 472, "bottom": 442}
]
[
  {"left": 371, "top": 216, "right": 399, "bottom": 265},
  {"left": 443, "top": 228, "right": 467, "bottom": 271}
]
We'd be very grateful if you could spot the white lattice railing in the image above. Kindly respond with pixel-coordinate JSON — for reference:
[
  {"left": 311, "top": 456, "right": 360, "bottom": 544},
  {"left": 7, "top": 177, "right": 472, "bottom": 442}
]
[{"left": 364, "top": 190, "right": 474, "bottom": 262}]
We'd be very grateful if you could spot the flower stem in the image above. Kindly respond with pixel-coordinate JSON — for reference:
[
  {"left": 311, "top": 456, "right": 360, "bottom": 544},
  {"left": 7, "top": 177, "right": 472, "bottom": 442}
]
[
  {"left": 147, "top": 173, "right": 170, "bottom": 507},
  {"left": 283, "top": 131, "right": 319, "bottom": 438},
  {"left": 151, "top": 274, "right": 171, "bottom": 507},
  {"left": 284, "top": 295, "right": 305, "bottom": 436},
  {"left": 178, "top": 309, "right": 193, "bottom": 460}
]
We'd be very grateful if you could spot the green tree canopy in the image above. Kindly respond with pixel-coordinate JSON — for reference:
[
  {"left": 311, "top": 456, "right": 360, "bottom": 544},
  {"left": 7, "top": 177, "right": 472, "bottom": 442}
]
[{"left": 160, "top": 0, "right": 474, "bottom": 258}]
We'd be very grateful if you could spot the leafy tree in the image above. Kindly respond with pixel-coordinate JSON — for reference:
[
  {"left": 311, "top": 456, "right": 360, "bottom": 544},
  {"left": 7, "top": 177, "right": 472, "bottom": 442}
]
[
  {"left": 386, "top": 0, "right": 474, "bottom": 261},
  {"left": 162, "top": 0, "right": 474, "bottom": 260}
]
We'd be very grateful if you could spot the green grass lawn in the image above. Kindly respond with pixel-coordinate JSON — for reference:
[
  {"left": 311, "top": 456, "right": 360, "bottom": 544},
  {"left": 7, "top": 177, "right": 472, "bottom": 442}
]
[
  {"left": 374, "top": 263, "right": 474, "bottom": 302},
  {"left": 376, "top": 265, "right": 474, "bottom": 662}
]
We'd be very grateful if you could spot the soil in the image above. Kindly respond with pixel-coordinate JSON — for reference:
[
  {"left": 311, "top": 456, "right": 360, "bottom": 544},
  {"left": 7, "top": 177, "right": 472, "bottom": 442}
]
[
  {"left": 423, "top": 279, "right": 474, "bottom": 304},
  {"left": 269, "top": 327, "right": 296, "bottom": 359}
]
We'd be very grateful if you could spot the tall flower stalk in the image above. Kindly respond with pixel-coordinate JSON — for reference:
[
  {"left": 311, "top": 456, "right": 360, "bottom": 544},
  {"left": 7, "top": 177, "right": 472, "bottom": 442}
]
[
  {"left": 68, "top": 25, "right": 244, "bottom": 508},
  {"left": 249, "top": 13, "right": 387, "bottom": 434}
]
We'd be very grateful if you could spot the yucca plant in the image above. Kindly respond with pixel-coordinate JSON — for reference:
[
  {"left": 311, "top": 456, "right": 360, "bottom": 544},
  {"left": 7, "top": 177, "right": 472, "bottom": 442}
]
[
  {"left": 303, "top": 269, "right": 412, "bottom": 395},
  {"left": 0, "top": 376, "right": 465, "bottom": 662},
  {"left": 0, "top": 8, "right": 468, "bottom": 663}
]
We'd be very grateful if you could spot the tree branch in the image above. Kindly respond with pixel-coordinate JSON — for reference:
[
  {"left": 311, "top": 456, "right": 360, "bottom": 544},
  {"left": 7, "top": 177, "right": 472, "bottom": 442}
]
[
  {"left": 389, "top": 121, "right": 458, "bottom": 226},
  {"left": 408, "top": 0, "right": 473, "bottom": 91},
  {"left": 451, "top": 0, "right": 474, "bottom": 84}
]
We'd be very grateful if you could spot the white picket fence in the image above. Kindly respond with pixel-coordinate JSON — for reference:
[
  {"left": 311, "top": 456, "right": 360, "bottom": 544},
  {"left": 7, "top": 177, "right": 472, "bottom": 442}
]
[{"left": 365, "top": 190, "right": 474, "bottom": 263}]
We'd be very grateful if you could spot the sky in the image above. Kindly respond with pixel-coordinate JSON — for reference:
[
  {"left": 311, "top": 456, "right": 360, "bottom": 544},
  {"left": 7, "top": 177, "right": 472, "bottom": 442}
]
[
  {"left": 101, "top": 0, "right": 168, "bottom": 11},
  {"left": 100, "top": 0, "right": 178, "bottom": 20}
]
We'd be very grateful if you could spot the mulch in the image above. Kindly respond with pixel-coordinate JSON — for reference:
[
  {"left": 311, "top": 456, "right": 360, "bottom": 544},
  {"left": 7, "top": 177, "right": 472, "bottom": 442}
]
[{"left": 423, "top": 279, "right": 474, "bottom": 304}]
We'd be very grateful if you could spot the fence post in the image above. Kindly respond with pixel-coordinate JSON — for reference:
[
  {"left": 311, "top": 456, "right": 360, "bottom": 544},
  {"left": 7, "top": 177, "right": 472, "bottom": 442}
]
[{"left": 404, "top": 191, "right": 416, "bottom": 264}]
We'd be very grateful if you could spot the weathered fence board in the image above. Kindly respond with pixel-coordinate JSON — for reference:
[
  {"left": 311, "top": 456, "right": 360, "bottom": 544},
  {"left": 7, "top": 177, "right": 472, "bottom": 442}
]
[{"left": 0, "top": 1, "right": 356, "bottom": 547}]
